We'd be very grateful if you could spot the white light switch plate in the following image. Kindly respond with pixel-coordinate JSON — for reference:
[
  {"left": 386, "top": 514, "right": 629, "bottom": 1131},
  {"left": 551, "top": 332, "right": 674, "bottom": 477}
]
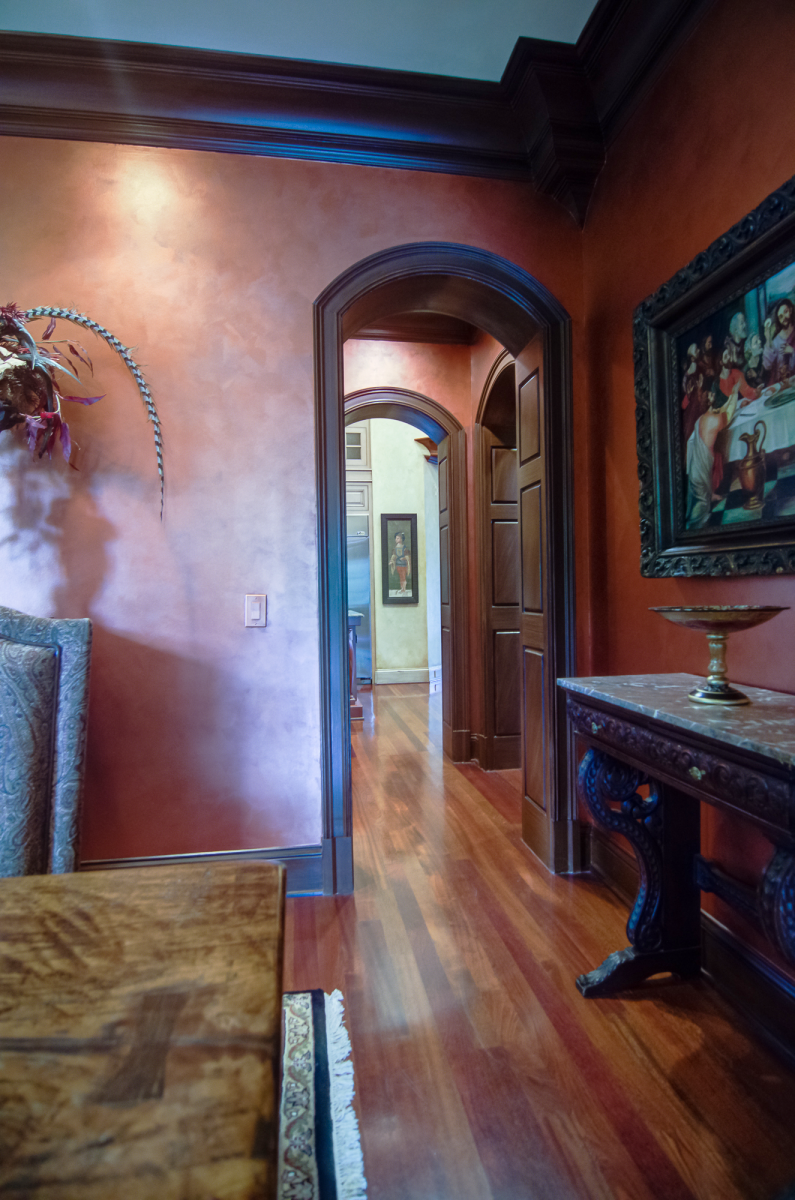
[{"left": 245, "top": 594, "right": 267, "bottom": 627}]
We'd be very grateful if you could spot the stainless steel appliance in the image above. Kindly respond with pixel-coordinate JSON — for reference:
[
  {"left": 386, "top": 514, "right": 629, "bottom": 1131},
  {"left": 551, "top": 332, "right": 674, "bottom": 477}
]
[{"left": 346, "top": 513, "right": 372, "bottom": 682}]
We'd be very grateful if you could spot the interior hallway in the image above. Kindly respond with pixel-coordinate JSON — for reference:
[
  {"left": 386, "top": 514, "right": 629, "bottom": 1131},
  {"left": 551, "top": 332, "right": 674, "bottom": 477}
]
[{"left": 283, "top": 684, "right": 795, "bottom": 1200}]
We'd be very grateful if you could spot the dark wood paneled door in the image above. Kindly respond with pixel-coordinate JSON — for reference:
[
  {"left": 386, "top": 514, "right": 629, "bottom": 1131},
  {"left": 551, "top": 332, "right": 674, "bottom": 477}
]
[
  {"left": 515, "top": 337, "right": 554, "bottom": 860},
  {"left": 480, "top": 426, "right": 521, "bottom": 769},
  {"left": 438, "top": 431, "right": 469, "bottom": 761}
]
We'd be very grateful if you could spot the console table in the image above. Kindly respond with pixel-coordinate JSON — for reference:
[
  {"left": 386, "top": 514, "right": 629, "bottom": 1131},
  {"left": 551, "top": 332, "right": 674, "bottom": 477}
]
[{"left": 557, "top": 674, "right": 795, "bottom": 997}]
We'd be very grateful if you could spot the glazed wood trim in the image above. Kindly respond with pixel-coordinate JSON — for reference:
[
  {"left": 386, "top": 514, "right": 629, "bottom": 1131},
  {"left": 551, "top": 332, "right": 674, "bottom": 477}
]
[
  {"left": 0, "top": 0, "right": 718, "bottom": 224},
  {"left": 80, "top": 842, "right": 323, "bottom": 896}
]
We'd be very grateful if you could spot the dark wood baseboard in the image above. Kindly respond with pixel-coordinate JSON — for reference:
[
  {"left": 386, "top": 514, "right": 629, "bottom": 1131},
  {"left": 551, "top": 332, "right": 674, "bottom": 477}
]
[
  {"left": 589, "top": 826, "right": 795, "bottom": 1065},
  {"left": 522, "top": 797, "right": 582, "bottom": 874},
  {"left": 81, "top": 843, "right": 323, "bottom": 896},
  {"left": 470, "top": 732, "right": 520, "bottom": 771},
  {"left": 321, "top": 836, "right": 353, "bottom": 896},
  {"left": 589, "top": 825, "right": 637, "bottom": 901},
  {"left": 444, "top": 725, "right": 471, "bottom": 764},
  {"left": 701, "top": 913, "right": 795, "bottom": 1070},
  {"left": 522, "top": 795, "right": 550, "bottom": 868},
  {"left": 493, "top": 735, "right": 521, "bottom": 770}
]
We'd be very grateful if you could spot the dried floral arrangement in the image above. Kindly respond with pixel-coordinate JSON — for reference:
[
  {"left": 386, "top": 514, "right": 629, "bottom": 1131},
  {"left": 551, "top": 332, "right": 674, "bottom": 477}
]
[{"left": 0, "top": 302, "right": 164, "bottom": 513}]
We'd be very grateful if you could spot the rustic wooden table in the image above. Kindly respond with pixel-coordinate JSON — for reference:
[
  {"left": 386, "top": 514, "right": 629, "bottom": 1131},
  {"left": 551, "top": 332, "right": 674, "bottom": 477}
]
[{"left": 0, "top": 860, "right": 285, "bottom": 1199}]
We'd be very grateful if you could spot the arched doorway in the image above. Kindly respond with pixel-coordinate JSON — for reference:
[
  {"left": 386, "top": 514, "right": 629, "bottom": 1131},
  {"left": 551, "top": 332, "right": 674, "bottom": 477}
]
[
  {"left": 345, "top": 387, "right": 468, "bottom": 765},
  {"left": 314, "top": 242, "right": 577, "bottom": 894}
]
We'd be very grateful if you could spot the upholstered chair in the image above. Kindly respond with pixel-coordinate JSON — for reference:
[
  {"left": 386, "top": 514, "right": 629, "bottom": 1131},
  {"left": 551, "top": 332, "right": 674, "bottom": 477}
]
[{"left": 0, "top": 606, "right": 92, "bottom": 876}]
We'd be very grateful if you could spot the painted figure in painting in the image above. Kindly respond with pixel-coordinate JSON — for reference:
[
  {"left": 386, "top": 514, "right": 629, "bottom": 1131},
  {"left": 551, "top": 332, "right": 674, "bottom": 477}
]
[
  {"left": 763, "top": 298, "right": 795, "bottom": 383},
  {"left": 725, "top": 311, "right": 748, "bottom": 369},
  {"left": 697, "top": 333, "right": 717, "bottom": 390},
  {"left": 681, "top": 343, "right": 706, "bottom": 444},
  {"left": 744, "top": 332, "right": 765, "bottom": 389},
  {"left": 686, "top": 352, "right": 757, "bottom": 526},
  {"left": 389, "top": 531, "right": 411, "bottom": 596}
]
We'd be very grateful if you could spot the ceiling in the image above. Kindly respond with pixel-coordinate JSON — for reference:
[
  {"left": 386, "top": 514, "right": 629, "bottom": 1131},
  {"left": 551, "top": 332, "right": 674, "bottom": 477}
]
[{"left": 0, "top": 0, "right": 600, "bottom": 81}]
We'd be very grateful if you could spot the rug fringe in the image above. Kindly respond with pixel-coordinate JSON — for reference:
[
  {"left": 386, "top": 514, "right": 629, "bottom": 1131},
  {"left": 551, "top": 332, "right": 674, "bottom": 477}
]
[{"left": 324, "top": 989, "right": 367, "bottom": 1199}]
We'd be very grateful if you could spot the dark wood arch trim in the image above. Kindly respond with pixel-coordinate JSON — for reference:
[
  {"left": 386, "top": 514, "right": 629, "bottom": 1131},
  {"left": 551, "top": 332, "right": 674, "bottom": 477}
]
[
  {"left": 344, "top": 387, "right": 469, "bottom": 771},
  {"left": 314, "top": 241, "right": 577, "bottom": 894},
  {"left": 345, "top": 386, "right": 463, "bottom": 441},
  {"left": 475, "top": 349, "right": 515, "bottom": 427}
]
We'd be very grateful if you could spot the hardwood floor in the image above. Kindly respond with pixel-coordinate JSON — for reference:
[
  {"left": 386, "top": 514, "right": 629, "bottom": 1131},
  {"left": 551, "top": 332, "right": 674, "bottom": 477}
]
[{"left": 283, "top": 684, "right": 795, "bottom": 1200}]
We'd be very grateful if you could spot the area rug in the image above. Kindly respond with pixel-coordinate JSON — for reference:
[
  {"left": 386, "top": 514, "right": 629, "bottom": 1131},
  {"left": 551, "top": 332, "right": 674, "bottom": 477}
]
[{"left": 278, "top": 989, "right": 367, "bottom": 1200}]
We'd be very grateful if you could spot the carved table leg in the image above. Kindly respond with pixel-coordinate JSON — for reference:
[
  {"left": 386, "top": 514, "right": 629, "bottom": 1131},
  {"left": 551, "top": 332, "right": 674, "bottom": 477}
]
[{"left": 577, "top": 747, "right": 702, "bottom": 998}]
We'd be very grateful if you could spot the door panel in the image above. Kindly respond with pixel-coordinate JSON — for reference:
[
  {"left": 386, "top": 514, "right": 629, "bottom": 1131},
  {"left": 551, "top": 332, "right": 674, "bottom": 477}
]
[
  {"left": 519, "top": 374, "right": 540, "bottom": 464},
  {"left": 478, "top": 412, "right": 521, "bottom": 771},
  {"left": 441, "top": 625, "right": 451, "bottom": 728},
  {"left": 439, "top": 524, "right": 450, "bottom": 607},
  {"left": 516, "top": 339, "right": 551, "bottom": 849},
  {"left": 494, "top": 631, "right": 521, "bottom": 736},
  {"left": 492, "top": 521, "right": 520, "bottom": 606},
  {"left": 522, "top": 648, "right": 546, "bottom": 808},
  {"left": 520, "top": 485, "right": 542, "bottom": 613},
  {"left": 492, "top": 446, "right": 517, "bottom": 503}
]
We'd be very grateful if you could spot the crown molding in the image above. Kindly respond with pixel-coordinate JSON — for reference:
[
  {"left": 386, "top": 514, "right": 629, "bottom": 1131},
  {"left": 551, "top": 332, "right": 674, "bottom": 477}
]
[
  {"left": 502, "top": 37, "right": 604, "bottom": 224},
  {"left": 0, "top": 0, "right": 719, "bottom": 225},
  {"left": 0, "top": 31, "right": 530, "bottom": 180}
]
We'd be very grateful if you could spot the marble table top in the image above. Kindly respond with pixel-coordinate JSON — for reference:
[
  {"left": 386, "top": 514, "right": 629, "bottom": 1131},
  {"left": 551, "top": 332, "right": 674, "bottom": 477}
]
[{"left": 558, "top": 673, "right": 795, "bottom": 770}]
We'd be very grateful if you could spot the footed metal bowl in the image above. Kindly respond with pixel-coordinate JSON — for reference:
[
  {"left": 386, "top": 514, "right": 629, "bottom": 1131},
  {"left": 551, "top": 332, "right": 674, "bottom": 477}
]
[{"left": 649, "top": 605, "right": 788, "bottom": 705}]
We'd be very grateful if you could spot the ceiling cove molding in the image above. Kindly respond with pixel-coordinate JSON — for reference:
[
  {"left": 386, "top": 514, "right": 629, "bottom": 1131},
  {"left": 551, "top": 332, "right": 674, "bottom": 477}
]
[
  {"left": 0, "top": 0, "right": 718, "bottom": 225},
  {"left": 0, "top": 32, "right": 530, "bottom": 181}
]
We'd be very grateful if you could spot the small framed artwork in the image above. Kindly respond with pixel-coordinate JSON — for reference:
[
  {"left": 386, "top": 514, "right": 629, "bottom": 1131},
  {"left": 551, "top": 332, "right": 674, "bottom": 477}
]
[
  {"left": 381, "top": 513, "right": 419, "bottom": 604},
  {"left": 635, "top": 173, "right": 795, "bottom": 575}
]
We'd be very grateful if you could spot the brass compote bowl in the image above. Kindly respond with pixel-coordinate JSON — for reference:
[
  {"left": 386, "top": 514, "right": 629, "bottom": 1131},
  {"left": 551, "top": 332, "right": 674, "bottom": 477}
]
[{"left": 649, "top": 605, "right": 789, "bottom": 705}]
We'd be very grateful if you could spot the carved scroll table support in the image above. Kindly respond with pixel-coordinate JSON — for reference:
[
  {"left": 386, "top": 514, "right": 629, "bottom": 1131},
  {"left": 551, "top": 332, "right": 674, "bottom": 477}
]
[
  {"left": 576, "top": 747, "right": 701, "bottom": 997},
  {"left": 560, "top": 674, "right": 795, "bottom": 1001}
]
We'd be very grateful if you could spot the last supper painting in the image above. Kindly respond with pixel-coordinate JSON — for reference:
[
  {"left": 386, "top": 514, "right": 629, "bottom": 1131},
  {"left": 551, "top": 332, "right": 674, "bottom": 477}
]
[{"left": 678, "top": 258, "right": 795, "bottom": 532}]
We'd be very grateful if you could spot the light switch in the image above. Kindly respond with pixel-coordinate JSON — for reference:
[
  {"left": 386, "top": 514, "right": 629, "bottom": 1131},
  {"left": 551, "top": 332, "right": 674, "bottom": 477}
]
[{"left": 245, "top": 594, "right": 267, "bottom": 627}]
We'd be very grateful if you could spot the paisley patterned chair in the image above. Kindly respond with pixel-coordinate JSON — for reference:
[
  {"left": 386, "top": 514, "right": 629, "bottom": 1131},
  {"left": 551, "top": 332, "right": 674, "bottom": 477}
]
[{"left": 0, "top": 606, "right": 92, "bottom": 876}]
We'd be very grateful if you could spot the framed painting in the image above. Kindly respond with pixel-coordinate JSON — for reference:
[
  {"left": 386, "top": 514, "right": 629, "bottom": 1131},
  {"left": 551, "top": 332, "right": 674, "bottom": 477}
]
[
  {"left": 635, "top": 173, "right": 795, "bottom": 575},
  {"left": 381, "top": 513, "right": 419, "bottom": 605}
]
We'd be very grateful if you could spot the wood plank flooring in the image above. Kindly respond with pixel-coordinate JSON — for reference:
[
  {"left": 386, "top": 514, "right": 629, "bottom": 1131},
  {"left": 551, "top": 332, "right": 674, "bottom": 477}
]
[{"left": 283, "top": 683, "right": 795, "bottom": 1200}]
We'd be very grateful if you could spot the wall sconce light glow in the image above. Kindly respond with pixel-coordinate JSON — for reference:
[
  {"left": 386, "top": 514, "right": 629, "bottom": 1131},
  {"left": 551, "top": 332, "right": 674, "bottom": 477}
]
[{"left": 117, "top": 155, "right": 180, "bottom": 224}]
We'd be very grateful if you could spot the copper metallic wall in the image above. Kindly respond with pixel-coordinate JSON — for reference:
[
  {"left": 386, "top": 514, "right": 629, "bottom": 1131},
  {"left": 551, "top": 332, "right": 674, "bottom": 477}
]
[
  {"left": 0, "top": 137, "right": 582, "bottom": 860},
  {"left": 581, "top": 0, "right": 795, "bottom": 971}
]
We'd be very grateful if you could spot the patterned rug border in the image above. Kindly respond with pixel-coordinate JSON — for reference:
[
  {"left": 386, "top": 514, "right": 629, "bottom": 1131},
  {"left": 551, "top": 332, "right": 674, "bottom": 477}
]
[{"left": 278, "top": 989, "right": 366, "bottom": 1200}]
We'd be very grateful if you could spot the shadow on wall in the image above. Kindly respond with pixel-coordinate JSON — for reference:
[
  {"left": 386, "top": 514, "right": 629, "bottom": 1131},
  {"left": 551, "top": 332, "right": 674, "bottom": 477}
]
[
  {"left": 2, "top": 439, "right": 270, "bottom": 863},
  {"left": 0, "top": 427, "right": 114, "bottom": 620},
  {"left": 81, "top": 628, "right": 254, "bottom": 861}
]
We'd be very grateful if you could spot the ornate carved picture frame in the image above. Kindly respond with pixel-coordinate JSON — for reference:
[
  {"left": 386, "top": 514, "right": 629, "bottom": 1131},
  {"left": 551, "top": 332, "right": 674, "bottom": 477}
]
[{"left": 635, "top": 174, "right": 795, "bottom": 576}]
